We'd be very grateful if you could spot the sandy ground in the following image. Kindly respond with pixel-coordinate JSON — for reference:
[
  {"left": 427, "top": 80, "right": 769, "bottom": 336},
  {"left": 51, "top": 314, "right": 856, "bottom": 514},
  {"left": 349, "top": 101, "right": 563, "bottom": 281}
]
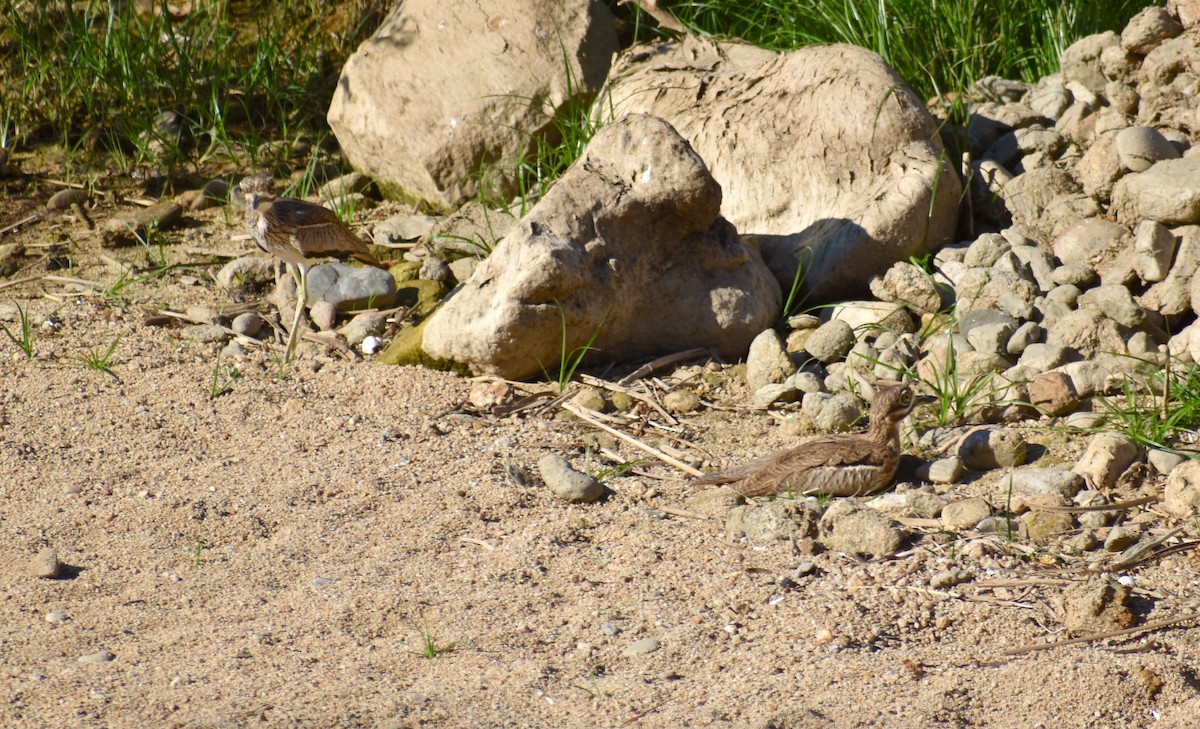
[{"left": 2, "top": 181, "right": 1200, "bottom": 728}]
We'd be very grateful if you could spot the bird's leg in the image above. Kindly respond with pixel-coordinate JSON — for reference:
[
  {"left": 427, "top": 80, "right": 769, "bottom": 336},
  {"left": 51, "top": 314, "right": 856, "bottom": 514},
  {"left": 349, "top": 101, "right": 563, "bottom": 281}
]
[{"left": 284, "top": 263, "right": 308, "bottom": 362}]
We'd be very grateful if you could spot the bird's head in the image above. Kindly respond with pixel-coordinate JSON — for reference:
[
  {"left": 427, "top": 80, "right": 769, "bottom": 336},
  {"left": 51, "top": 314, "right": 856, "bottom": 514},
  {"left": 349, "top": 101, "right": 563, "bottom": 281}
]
[
  {"left": 237, "top": 174, "right": 275, "bottom": 209},
  {"left": 870, "top": 382, "right": 931, "bottom": 429}
]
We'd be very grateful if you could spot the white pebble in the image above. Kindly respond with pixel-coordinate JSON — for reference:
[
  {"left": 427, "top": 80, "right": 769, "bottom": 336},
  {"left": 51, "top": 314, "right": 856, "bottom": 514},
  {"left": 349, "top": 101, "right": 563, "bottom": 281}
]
[
  {"left": 362, "top": 336, "right": 382, "bottom": 354},
  {"left": 45, "top": 611, "right": 69, "bottom": 624}
]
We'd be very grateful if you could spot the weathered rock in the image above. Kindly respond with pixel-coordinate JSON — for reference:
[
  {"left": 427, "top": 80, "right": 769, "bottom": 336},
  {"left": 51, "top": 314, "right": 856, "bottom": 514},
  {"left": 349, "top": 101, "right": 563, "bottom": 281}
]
[
  {"left": 941, "top": 497, "right": 993, "bottom": 530},
  {"left": 216, "top": 255, "right": 275, "bottom": 290},
  {"left": 231, "top": 312, "right": 264, "bottom": 338},
  {"left": 746, "top": 329, "right": 797, "bottom": 391},
  {"left": 801, "top": 391, "right": 863, "bottom": 432},
  {"left": 1116, "top": 126, "right": 1181, "bottom": 172},
  {"left": 1027, "top": 371, "right": 1080, "bottom": 416},
  {"left": 869, "top": 261, "right": 942, "bottom": 314},
  {"left": 422, "top": 114, "right": 781, "bottom": 379},
  {"left": 538, "top": 454, "right": 604, "bottom": 503},
  {"left": 306, "top": 263, "right": 397, "bottom": 310},
  {"left": 921, "top": 456, "right": 965, "bottom": 485},
  {"left": 1163, "top": 459, "right": 1200, "bottom": 517},
  {"left": 338, "top": 311, "right": 388, "bottom": 346},
  {"left": 1061, "top": 32, "right": 1121, "bottom": 95},
  {"left": 328, "top": 0, "right": 619, "bottom": 210},
  {"left": 373, "top": 214, "right": 439, "bottom": 246},
  {"left": 959, "top": 429, "right": 1027, "bottom": 471},
  {"left": 803, "top": 319, "right": 856, "bottom": 364},
  {"left": 662, "top": 388, "right": 701, "bottom": 414},
  {"left": 604, "top": 38, "right": 961, "bottom": 302},
  {"left": 1010, "top": 468, "right": 1085, "bottom": 499},
  {"left": 1104, "top": 526, "right": 1141, "bottom": 552},
  {"left": 1072, "top": 433, "right": 1140, "bottom": 490},
  {"left": 1052, "top": 217, "right": 1133, "bottom": 281},
  {"left": 1112, "top": 158, "right": 1200, "bottom": 226},
  {"left": 817, "top": 500, "right": 907, "bottom": 558},
  {"left": 1121, "top": 6, "right": 1184, "bottom": 54},
  {"left": 28, "top": 547, "right": 60, "bottom": 579},
  {"left": 727, "top": 500, "right": 820, "bottom": 542},
  {"left": 1022, "top": 509, "right": 1075, "bottom": 543}
]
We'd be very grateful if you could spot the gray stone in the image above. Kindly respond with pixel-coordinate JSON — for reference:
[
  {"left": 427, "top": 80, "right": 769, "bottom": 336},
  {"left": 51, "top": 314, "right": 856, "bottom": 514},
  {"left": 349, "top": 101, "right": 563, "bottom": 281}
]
[
  {"left": 1104, "top": 81, "right": 1140, "bottom": 116},
  {"left": 1112, "top": 158, "right": 1200, "bottom": 226},
  {"left": 753, "top": 383, "right": 799, "bottom": 408},
  {"left": 1072, "top": 433, "right": 1140, "bottom": 490},
  {"left": 1054, "top": 361, "right": 1116, "bottom": 397},
  {"left": 818, "top": 500, "right": 907, "bottom": 558},
  {"left": 1147, "top": 448, "right": 1186, "bottom": 475},
  {"left": 1121, "top": 6, "right": 1184, "bottom": 54},
  {"left": 418, "top": 256, "right": 451, "bottom": 283},
  {"left": 1006, "top": 321, "right": 1042, "bottom": 356},
  {"left": 328, "top": 0, "right": 619, "bottom": 210},
  {"left": 1116, "top": 126, "right": 1181, "bottom": 172},
  {"left": 868, "top": 261, "right": 942, "bottom": 314},
  {"left": 422, "top": 115, "right": 780, "bottom": 379},
  {"left": 1061, "top": 31, "right": 1120, "bottom": 95},
  {"left": 1009, "top": 244, "right": 1057, "bottom": 293},
  {"left": 746, "top": 329, "right": 797, "bottom": 391},
  {"left": 726, "top": 500, "right": 820, "bottom": 542},
  {"left": 1077, "top": 285, "right": 1146, "bottom": 328},
  {"left": 1010, "top": 468, "right": 1085, "bottom": 499},
  {"left": 941, "top": 497, "right": 992, "bottom": 530},
  {"left": 537, "top": 454, "right": 604, "bottom": 503},
  {"left": 306, "top": 263, "right": 397, "bottom": 310},
  {"left": 801, "top": 391, "right": 863, "bottom": 432},
  {"left": 1019, "top": 343, "right": 1067, "bottom": 371},
  {"left": 1027, "top": 82, "right": 1072, "bottom": 120},
  {"left": 922, "top": 456, "right": 965, "bottom": 485},
  {"left": 1104, "top": 526, "right": 1141, "bottom": 552},
  {"left": 803, "top": 319, "right": 856, "bottom": 364},
  {"left": 78, "top": 651, "right": 116, "bottom": 665},
  {"left": 606, "top": 40, "right": 961, "bottom": 303},
  {"left": 1133, "top": 220, "right": 1176, "bottom": 283},
  {"left": 338, "top": 311, "right": 388, "bottom": 346},
  {"left": 1052, "top": 217, "right": 1132, "bottom": 280},
  {"left": 216, "top": 255, "right": 275, "bottom": 290},
  {"left": 230, "top": 312, "right": 263, "bottom": 338},
  {"left": 963, "top": 233, "right": 1011, "bottom": 267},
  {"left": 965, "top": 322, "right": 1015, "bottom": 356},
  {"left": 959, "top": 429, "right": 1027, "bottom": 471},
  {"left": 1163, "top": 459, "right": 1200, "bottom": 517}
]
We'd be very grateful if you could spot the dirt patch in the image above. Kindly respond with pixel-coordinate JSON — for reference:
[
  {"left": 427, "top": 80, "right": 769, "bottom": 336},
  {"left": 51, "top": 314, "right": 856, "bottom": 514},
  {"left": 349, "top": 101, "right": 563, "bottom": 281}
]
[{"left": 2, "top": 167, "right": 1200, "bottom": 728}]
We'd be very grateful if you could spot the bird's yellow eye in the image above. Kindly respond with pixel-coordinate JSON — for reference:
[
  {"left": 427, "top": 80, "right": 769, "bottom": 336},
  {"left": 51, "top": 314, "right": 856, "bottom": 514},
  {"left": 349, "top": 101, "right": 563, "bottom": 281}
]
[{"left": 900, "top": 389, "right": 912, "bottom": 405}]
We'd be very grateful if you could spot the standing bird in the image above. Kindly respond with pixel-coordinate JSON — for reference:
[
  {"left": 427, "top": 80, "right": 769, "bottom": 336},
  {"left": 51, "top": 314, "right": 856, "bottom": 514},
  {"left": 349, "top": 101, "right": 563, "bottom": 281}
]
[
  {"left": 238, "top": 175, "right": 383, "bottom": 362},
  {"left": 692, "top": 383, "right": 926, "bottom": 498}
]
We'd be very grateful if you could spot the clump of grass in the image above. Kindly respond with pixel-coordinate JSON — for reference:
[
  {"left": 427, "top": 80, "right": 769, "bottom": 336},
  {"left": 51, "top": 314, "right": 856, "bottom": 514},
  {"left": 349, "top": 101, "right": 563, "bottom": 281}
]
[
  {"left": 0, "top": 301, "right": 36, "bottom": 358},
  {"left": 653, "top": 0, "right": 1145, "bottom": 103},
  {"left": 1100, "top": 354, "right": 1200, "bottom": 454},
  {"left": 409, "top": 621, "right": 455, "bottom": 659},
  {"left": 73, "top": 332, "right": 122, "bottom": 378},
  {"left": 0, "top": 1, "right": 387, "bottom": 169},
  {"left": 207, "top": 355, "right": 241, "bottom": 399},
  {"left": 540, "top": 301, "right": 608, "bottom": 393}
]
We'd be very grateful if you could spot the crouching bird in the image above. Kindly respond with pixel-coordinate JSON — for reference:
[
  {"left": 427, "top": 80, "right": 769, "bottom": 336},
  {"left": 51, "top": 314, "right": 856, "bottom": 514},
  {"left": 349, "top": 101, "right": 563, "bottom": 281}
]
[
  {"left": 238, "top": 175, "right": 384, "bottom": 362},
  {"left": 692, "top": 383, "right": 926, "bottom": 498}
]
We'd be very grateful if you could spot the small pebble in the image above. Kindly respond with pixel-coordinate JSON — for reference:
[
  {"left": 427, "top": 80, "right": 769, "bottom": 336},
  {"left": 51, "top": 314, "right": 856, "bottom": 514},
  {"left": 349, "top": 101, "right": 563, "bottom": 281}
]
[
  {"left": 361, "top": 335, "right": 383, "bottom": 355},
  {"left": 600, "top": 622, "right": 622, "bottom": 637},
  {"left": 78, "top": 651, "right": 115, "bottom": 664},
  {"left": 311, "top": 577, "right": 333, "bottom": 588},
  {"left": 45, "top": 611, "right": 69, "bottom": 624},
  {"left": 622, "top": 637, "right": 661, "bottom": 656}
]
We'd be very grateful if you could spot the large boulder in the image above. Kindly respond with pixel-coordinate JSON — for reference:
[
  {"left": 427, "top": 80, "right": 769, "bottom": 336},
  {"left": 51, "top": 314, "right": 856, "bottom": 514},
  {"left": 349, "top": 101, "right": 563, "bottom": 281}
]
[
  {"left": 421, "top": 114, "right": 781, "bottom": 379},
  {"left": 327, "top": 0, "right": 618, "bottom": 212},
  {"left": 598, "top": 38, "right": 962, "bottom": 302}
]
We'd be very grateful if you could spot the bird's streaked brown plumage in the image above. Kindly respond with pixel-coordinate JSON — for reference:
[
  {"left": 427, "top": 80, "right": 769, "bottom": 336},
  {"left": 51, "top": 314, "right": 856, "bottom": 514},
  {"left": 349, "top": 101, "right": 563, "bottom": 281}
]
[
  {"left": 237, "top": 175, "right": 382, "bottom": 361},
  {"left": 692, "top": 383, "right": 922, "bottom": 498}
]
